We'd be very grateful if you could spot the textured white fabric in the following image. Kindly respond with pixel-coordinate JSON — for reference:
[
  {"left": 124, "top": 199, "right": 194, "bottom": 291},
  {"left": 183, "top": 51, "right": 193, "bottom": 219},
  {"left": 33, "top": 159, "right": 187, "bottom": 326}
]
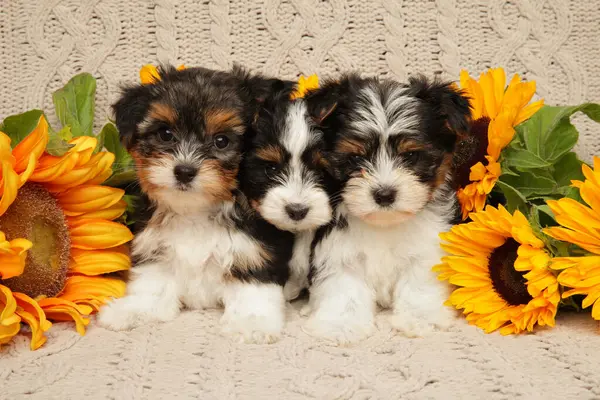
[
  {"left": 1, "top": 302, "right": 600, "bottom": 399},
  {"left": 0, "top": 0, "right": 598, "bottom": 160},
  {"left": 1, "top": 1, "right": 600, "bottom": 398}
]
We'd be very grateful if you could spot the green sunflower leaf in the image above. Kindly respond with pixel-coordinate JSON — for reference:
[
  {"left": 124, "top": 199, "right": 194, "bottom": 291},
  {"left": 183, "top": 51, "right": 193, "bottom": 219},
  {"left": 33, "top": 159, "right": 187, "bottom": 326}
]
[
  {"left": 46, "top": 126, "right": 74, "bottom": 156},
  {"left": 121, "top": 194, "right": 140, "bottom": 226},
  {"left": 103, "top": 170, "right": 137, "bottom": 188},
  {"left": 528, "top": 168, "right": 555, "bottom": 180},
  {"left": 0, "top": 109, "right": 44, "bottom": 147},
  {"left": 499, "top": 165, "right": 520, "bottom": 177},
  {"left": 533, "top": 204, "right": 556, "bottom": 228},
  {"left": 499, "top": 171, "right": 556, "bottom": 198},
  {"left": 97, "top": 122, "right": 133, "bottom": 171},
  {"left": 52, "top": 72, "right": 96, "bottom": 137},
  {"left": 553, "top": 152, "right": 585, "bottom": 187},
  {"left": 515, "top": 103, "right": 600, "bottom": 163},
  {"left": 503, "top": 147, "right": 552, "bottom": 169},
  {"left": 495, "top": 180, "right": 528, "bottom": 214}
]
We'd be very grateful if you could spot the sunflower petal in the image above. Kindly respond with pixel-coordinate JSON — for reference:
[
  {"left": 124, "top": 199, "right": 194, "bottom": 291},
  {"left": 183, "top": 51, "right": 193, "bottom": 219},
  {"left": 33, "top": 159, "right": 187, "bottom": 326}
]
[
  {"left": 13, "top": 292, "right": 51, "bottom": 331},
  {"left": 71, "top": 200, "right": 127, "bottom": 220},
  {"left": 0, "top": 235, "right": 32, "bottom": 279},
  {"left": 29, "top": 152, "right": 79, "bottom": 182},
  {"left": 140, "top": 64, "right": 160, "bottom": 84},
  {"left": 0, "top": 321, "right": 21, "bottom": 345},
  {"left": 0, "top": 160, "right": 20, "bottom": 216},
  {"left": 38, "top": 298, "right": 91, "bottom": 336},
  {"left": 70, "top": 248, "right": 131, "bottom": 275},
  {"left": 69, "top": 218, "right": 133, "bottom": 250},
  {"left": 515, "top": 99, "right": 544, "bottom": 126},
  {"left": 12, "top": 116, "right": 49, "bottom": 173},
  {"left": 479, "top": 71, "right": 499, "bottom": 118},
  {"left": 56, "top": 185, "right": 125, "bottom": 215},
  {"left": 58, "top": 276, "right": 127, "bottom": 312},
  {"left": 0, "top": 285, "right": 21, "bottom": 326},
  {"left": 14, "top": 293, "right": 52, "bottom": 350}
]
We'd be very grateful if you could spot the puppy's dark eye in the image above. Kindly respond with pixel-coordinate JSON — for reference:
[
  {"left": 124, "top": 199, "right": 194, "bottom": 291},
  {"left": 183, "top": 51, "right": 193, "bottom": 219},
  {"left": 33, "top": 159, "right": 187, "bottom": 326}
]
[
  {"left": 264, "top": 164, "right": 280, "bottom": 178},
  {"left": 214, "top": 135, "right": 229, "bottom": 150},
  {"left": 158, "top": 127, "right": 174, "bottom": 142},
  {"left": 403, "top": 151, "right": 421, "bottom": 164},
  {"left": 349, "top": 154, "right": 363, "bottom": 166}
]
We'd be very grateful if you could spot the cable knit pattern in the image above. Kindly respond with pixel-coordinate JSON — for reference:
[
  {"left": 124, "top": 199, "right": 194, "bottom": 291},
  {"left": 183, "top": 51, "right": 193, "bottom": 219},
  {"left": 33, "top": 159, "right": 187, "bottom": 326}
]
[
  {"left": 1, "top": 0, "right": 597, "bottom": 160},
  {"left": 1, "top": 1, "right": 600, "bottom": 397},
  {"left": 436, "top": 0, "right": 460, "bottom": 78},
  {"left": 1, "top": 303, "right": 599, "bottom": 398}
]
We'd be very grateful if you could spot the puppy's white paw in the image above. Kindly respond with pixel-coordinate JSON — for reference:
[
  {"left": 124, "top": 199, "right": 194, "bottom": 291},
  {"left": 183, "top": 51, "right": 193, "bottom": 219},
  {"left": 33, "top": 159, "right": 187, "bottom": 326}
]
[
  {"left": 221, "top": 311, "right": 283, "bottom": 344},
  {"left": 299, "top": 304, "right": 312, "bottom": 317},
  {"left": 391, "top": 307, "right": 455, "bottom": 338},
  {"left": 96, "top": 296, "right": 179, "bottom": 331},
  {"left": 96, "top": 300, "right": 147, "bottom": 331},
  {"left": 283, "top": 282, "right": 302, "bottom": 301},
  {"left": 303, "top": 316, "right": 375, "bottom": 345}
]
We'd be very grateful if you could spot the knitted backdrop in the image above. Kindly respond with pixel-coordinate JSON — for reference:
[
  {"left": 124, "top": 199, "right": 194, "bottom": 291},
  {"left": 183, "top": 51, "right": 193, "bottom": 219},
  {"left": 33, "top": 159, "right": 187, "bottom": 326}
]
[
  {"left": 0, "top": 0, "right": 598, "bottom": 159},
  {"left": 1, "top": 1, "right": 600, "bottom": 399}
]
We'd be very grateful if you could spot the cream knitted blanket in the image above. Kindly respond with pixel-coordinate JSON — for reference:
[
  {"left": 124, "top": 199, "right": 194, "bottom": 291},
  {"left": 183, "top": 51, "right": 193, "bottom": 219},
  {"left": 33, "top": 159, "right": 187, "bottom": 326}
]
[{"left": 1, "top": 0, "right": 600, "bottom": 398}]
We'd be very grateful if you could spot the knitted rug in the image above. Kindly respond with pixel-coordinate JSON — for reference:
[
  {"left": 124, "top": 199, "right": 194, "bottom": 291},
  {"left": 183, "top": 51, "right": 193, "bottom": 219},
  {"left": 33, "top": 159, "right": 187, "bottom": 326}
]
[
  {"left": 1, "top": 1, "right": 600, "bottom": 399},
  {"left": 1, "top": 301, "right": 599, "bottom": 399}
]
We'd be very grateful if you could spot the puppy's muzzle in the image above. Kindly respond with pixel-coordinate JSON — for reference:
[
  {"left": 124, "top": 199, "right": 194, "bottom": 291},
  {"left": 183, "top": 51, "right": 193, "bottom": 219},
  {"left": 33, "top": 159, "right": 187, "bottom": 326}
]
[
  {"left": 285, "top": 203, "right": 310, "bottom": 221},
  {"left": 372, "top": 187, "right": 397, "bottom": 207},
  {"left": 174, "top": 164, "right": 198, "bottom": 184}
]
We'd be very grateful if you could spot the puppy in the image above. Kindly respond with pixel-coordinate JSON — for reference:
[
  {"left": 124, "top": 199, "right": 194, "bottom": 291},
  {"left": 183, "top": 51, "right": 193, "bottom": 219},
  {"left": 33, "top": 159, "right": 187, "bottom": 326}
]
[
  {"left": 303, "top": 74, "right": 470, "bottom": 343},
  {"left": 97, "top": 66, "right": 295, "bottom": 343},
  {"left": 239, "top": 83, "right": 333, "bottom": 301}
]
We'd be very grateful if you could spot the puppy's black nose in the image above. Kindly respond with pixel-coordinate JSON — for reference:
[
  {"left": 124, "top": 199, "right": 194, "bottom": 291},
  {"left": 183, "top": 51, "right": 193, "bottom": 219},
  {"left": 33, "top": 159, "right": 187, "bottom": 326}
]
[
  {"left": 285, "top": 203, "right": 309, "bottom": 221},
  {"left": 373, "top": 187, "right": 397, "bottom": 207},
  {"left": 174, "top": 165, "right": 198, "bottom": 184}
]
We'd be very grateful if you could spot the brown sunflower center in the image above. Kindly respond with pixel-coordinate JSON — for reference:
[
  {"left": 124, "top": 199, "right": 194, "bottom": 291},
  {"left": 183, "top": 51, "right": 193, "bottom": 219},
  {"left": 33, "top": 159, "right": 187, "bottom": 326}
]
[
  {"left": 0, "top": 183, "right": 70, "bottom": 298},
  {"left": 452, "top": 117, "right": 490, "bottom": 189},
  {"left": 488, "top": 238, "right": 532, "bottom": 306}
]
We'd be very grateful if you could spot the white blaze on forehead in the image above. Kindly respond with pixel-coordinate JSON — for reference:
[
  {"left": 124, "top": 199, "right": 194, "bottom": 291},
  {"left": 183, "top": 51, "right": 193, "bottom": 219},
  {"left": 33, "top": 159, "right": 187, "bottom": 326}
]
[
  {"left": 282, "top": 101, "right": 313, "bottom": 157},
  {"left": 352, "top": 84, "right": 421, "bottom": 139},
  {"left": 281, "top": 100, "right": 316, "bottom": 189}
]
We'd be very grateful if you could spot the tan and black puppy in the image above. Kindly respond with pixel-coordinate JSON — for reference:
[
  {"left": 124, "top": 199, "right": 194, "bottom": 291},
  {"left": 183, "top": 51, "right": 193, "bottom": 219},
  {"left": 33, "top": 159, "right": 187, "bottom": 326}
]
[
  {"left": 239, "top": 83, "right": 333, "bottom": 301},
  {"left": 303, "top": 74, "right": 470, "bottom": 343},
  {"left": 97, "top": 66, "right": 295, "bottom": 344}
]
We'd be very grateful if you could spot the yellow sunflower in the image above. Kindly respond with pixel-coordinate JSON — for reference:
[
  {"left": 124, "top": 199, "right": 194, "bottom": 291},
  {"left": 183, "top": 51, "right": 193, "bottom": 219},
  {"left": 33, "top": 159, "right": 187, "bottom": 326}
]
[
  {"left": 544, "top": 156, "right": 600, "bottom": 320},
  {"left": 140, "top": 64, "right": 186, "bottom": 84},
  {"left": 0, "top": 115, "right": 133, "bottom": 350},
  {"left": 290, "top": 74, "right": 319, "bottom": 100},
  {"left": 434, "top": 205, "right": 559, "bottom": 335},
  {"left": 455, "top": 68, "right": 544, "bottom": 219}
]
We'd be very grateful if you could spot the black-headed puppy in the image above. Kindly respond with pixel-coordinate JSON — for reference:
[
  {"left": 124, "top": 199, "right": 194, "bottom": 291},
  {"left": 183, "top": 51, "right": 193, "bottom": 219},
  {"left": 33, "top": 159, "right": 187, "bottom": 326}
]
[
  {"left": 239, "top": 83, "right": 333, "bottom": 301},
  {"left": 97, "top": 66, "right": 294, "bottom": 343},
  {"left": 302, "top": 74, "right": 470, "bottom": 343}
]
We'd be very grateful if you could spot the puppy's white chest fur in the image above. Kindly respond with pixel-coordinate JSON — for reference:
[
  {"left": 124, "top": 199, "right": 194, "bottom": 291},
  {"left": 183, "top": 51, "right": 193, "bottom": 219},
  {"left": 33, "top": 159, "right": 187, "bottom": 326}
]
[
  {"left": 283, "top": 230, "right": 314, "bottom": 300},
  {"left": 134, "top": 210, "right": 263, "bottom": 309},
  {"left": 314, "top": 206, "right": 449, "bottom": 308}
]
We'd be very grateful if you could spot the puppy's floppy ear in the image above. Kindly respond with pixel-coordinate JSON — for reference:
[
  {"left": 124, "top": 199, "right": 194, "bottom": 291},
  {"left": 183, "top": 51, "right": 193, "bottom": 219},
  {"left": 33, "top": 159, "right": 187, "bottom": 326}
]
[
  {"left": 112, "top": 84, "right": 154, "bottom": 149},
  {"left": 231, "top": 63, "right": 295, "bottom": 104},
  {"left": 304, "top": 74, "right": 362, "bottom": 126},
  {"left": 407, "top": 74, "right": 472, "bottom": 135},
  {"left": 304, "top": 82, "right": 340, "bottom": 126}
]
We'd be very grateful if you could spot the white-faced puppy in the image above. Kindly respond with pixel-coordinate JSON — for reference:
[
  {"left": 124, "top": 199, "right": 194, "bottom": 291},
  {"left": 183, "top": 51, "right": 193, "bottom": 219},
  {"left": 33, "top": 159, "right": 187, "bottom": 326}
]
[
  {"left": 302, "top": 74, "right": 470, "bottom": 343},
  {"left": 96, "top": 66, "right": 295, "bottom": 343},
  {"left": 239, "top": 84, "right": 333, "bottom": 301}
]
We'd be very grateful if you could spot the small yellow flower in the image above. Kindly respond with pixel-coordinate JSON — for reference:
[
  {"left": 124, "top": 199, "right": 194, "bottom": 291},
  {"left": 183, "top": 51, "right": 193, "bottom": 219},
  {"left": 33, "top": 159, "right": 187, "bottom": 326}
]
[
  {"left": 140, "top": 64, "right": 186, "bottom": 84},
  {"left": 455, "top": 68, "right": 544, "bottom": 219},
  {"left": 290, "top": 75, "right": 319, "bottom": 100}
]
